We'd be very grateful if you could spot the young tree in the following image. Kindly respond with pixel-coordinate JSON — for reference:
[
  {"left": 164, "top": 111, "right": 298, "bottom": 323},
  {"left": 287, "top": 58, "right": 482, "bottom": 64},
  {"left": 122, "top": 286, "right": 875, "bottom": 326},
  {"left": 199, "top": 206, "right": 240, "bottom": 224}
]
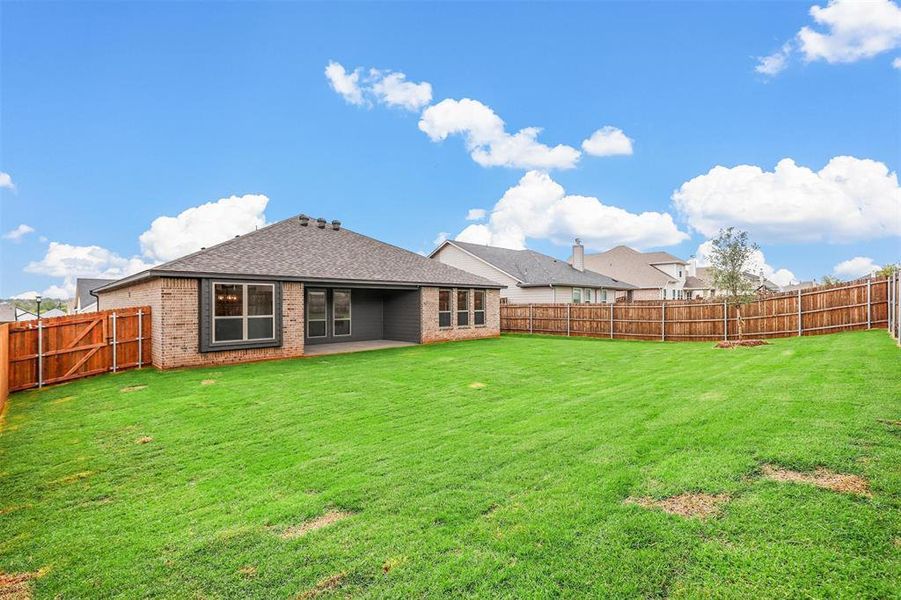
[
  {"left": 709, "top": 227, "right": 758, "bottom": 340},
  {"left": 821, "top": 275, "right": 842, "bottom": 286},
  {"left": 876, "top": 263, "right": 899, "bottom": 278}
]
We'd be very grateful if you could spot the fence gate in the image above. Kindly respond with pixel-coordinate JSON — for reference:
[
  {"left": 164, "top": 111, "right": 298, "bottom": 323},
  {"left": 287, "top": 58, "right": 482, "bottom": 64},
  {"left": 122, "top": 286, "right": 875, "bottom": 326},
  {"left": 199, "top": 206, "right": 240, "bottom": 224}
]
[{"left": 5, "top": 307, "right": 151, "bottom": 393}]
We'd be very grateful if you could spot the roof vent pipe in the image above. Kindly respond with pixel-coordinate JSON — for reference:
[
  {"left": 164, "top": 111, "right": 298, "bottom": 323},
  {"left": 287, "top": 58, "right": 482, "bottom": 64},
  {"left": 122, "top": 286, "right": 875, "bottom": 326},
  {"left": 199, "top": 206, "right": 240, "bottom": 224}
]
[
  {"left": 331, "top": 220, "right": 341, "bottom": 231},
  {"left": 316, "top": 217, "right": 327, "bottom": 229},
  {"left": 299, "top": 214, "right": 310, "bottom": 226},
  {"left": 572, "top": 238, "right": 585, "bottom": 272}
]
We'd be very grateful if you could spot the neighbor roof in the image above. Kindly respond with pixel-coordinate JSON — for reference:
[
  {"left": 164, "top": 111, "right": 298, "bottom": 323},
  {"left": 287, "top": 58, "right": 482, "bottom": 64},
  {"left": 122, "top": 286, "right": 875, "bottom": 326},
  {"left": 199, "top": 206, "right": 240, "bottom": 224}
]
[
  {"left": 95, "top": 216, "right": 504, "bottom": 293},
  {"left": 75, "top": 278, "right": 115, "bottom": 309},
  {"left": 582, "top": 245, "right": 685, "bottom": 288},
  {"left": 695, "top": 267, "right": 780, "bottom": 291},
  {"left": 436, "top": 240, "right": 635, "bottom": 290},
  {"left": 0, "top": 302, "right": 15, "bottom": 323}
]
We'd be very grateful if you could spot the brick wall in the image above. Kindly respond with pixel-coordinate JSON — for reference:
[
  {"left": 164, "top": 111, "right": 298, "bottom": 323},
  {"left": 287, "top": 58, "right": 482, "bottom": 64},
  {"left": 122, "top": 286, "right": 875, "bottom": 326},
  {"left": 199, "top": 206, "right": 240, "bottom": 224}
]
[
  {"left": 100, "top": 277, "right": 304, "bottom": 369},
  {"left": 420, "top": 287, "right": 501, "bottom": 343}
]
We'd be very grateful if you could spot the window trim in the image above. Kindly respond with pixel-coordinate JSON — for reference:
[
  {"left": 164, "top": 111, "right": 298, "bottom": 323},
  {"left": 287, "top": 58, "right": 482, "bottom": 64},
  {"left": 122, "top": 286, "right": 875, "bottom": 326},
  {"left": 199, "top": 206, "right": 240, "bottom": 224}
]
[
  {"left": 473, "top": 289, "right": 486, "bottom": 326},
  {"left": 332, "top": 289, "right": 352, "bottom": 337},
  {"left": 306, "top": 288, "right": 328, "bottom": 338},
  {"left": 438, "top": 288, "right": 453, "bottom": 329},
  {"left": 211, "top": 281, "right": 276, "bottom": 345},
  {"left": 572, "top": 288, "right": 582, "bottom": 304}
]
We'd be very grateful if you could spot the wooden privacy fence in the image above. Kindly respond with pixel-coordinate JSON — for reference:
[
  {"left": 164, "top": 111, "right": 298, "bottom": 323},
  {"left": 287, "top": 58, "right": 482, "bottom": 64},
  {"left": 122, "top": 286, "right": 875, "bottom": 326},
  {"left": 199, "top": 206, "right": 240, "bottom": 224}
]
[
  {"left": 501, "top": 277, "right": 892, "bottom": 342},
  {"left": 889, "top": 271, "right": 901, "bottom": 344},
  {"left": 2, "top": 307, "right": 151, "bottom": 394}
]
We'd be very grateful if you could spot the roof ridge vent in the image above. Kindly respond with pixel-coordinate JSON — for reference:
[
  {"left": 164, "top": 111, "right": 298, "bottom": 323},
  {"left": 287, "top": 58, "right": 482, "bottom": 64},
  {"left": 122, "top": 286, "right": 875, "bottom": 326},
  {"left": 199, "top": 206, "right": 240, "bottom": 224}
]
[
  {"left": 316, "top": 217, "right": 327, "bottom": 229},
  {"left": 299, "top": 214, "right": 310, "bottom": 226},
  {"left": 331, "top": 220, "right": 341, "bottom": 231}
]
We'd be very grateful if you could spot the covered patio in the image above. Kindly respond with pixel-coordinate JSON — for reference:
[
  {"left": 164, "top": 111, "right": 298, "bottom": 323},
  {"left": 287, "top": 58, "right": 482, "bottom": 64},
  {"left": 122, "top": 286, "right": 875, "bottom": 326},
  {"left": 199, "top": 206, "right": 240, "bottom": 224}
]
[{"left": 303, "top": 339, "right": 417, "bottom": 356}]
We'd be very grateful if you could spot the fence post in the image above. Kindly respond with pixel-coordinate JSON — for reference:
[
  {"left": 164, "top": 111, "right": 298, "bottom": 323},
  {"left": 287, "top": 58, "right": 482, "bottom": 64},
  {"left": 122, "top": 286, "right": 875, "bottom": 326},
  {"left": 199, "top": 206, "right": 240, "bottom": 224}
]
[
  {"left": 111, "top": 312, "right": 118, "bottom": 373},
  {"left": 37, "top": 320, "right": 43, "bottom": 389},
  {"left": 566, "top": 303, "right": 571, "bottom": 336},
  {"left": 722, "top": 301, "right": 727, "bottom": 340},
  {"left": 137, "top": 309, "right": 143, "bottom": 368},
  {"left": 609, "top": 303, "right": 614, "bottom": 339},
  {"left": 896, "top": 274, "right": 901, "bottom": 342},
  {"left": 661, "top": 303, "right": 666, "bottom": 341},
  {"left": 890, "top": 273, "right": 894, "bottom": 334},
  {"left": 797, "top": 289, "right": 802, "bottom": 337},
  {"left": 528, "top": 304, "right": 533, "bottom": 334},
  {"left": 866, "top": 279, "right": 871, "bottom": 329}
]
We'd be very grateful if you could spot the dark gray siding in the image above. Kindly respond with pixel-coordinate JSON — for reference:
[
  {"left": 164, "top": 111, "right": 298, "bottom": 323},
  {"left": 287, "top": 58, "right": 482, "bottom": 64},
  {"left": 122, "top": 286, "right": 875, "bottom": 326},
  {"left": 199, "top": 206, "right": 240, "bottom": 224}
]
[
  {"left": 305, "top": 288, "right": 384, "bottom": 345},
  {"left": 383, "top": 289, "right": 421, "bottom": 343}
]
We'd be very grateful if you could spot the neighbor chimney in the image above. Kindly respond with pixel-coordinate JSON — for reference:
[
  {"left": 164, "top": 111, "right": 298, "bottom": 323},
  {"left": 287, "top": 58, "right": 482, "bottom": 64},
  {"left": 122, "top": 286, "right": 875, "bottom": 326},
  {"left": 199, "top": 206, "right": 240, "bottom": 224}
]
[
  {"left": 316, "top": 217, "right": 327, "bottom": 229},
  {"left": 299, "top": 214, "right": 310, "bottom": 226},
  {"left": 331, "top": 220, "right": 341, "bottom": 231},
  {"left": 687, "top": 256, "right": 697, "bottom": 277},
  {"left": 572, "top": 238, "right": 584, "bottom": 272}
]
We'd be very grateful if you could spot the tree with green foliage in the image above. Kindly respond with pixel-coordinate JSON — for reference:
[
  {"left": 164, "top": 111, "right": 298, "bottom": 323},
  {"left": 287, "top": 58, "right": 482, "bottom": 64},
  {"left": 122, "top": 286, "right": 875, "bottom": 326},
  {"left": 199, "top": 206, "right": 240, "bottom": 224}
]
[
  {"left": 821, "top": 275, "right": 842, "bottom": 286},
  {"left": 709, "top": 227, "right": 758, "bottom": 340},
  {"left": 875, "top": 263, "right": 899, "bottom": 278}
]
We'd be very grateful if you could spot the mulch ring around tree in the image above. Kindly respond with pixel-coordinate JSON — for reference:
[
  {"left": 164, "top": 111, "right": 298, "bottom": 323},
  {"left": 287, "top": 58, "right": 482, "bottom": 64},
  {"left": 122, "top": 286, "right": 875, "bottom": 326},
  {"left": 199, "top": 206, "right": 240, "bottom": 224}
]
[{"left": 715, "top": 340, "right": 769, "bottom": 349}]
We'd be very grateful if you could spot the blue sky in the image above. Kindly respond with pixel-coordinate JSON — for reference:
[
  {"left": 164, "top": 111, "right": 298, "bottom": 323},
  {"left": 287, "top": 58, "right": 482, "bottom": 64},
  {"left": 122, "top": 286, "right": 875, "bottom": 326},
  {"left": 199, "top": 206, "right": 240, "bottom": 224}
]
[{"left": 1, "top": 1, "right": 899, "bottom": 297}]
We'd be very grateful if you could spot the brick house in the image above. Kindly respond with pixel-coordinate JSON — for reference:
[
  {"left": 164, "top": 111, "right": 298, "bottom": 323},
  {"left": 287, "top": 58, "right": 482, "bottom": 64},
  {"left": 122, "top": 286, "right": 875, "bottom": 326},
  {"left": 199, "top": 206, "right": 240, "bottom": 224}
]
[{"left": 95, "top": 215, "right": 504, "bottom": 369}]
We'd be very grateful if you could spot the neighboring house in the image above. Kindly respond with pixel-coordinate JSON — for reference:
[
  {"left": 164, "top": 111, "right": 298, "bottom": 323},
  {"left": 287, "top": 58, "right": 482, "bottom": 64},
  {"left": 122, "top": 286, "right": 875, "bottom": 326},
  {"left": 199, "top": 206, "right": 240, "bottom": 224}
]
[
  {"left": 14, "top": 307, "right": 37, "bottom": 321},
  {"left": 782, "top": 280, "right": 817, "bottom": 292},
  {"left": 73, "top": 278, "right": 115, "bottom": 313},
  {"left": 582, "top": 245, "right": 709, "bottom": 300},
  {"left": 430, "top": 238, "right": 634, "bottom": 304},
  {"left": 694, "top": 267, "right": 780, "bottom": 296},
  {"left": 95, "top": 214, "right": 504, "bottom": 370},
  {"left": 39, "top": 308, "right": 67, "bottom": 318},
  {"left": 0, "top": 302, "right": 16, "bottom": 323}
]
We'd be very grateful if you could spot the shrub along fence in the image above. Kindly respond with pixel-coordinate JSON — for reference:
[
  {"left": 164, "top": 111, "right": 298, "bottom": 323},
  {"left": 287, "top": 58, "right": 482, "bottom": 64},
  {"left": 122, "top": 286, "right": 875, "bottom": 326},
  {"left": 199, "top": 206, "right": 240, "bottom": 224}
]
[
  {"left": 501, "top": 277, "right": 894, "bottom": 342},
  {"left": 0, "top": 307, "right": 151, "bottom": 400}
]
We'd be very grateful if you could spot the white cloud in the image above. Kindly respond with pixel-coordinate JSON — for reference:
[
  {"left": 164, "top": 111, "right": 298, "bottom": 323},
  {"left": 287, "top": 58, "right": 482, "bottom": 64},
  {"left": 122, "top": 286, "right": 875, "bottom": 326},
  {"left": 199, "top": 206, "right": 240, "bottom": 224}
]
[
  {"left": 758, "top": 0, "right": 901, "bottom": 74},
  {"left": 324, "top": 61, "right": 365, "bottom": 106},
  {"left": 755, "top": 42, "right": 793, "bottom": 75},
  {"left": 25, "top": 242, "right": 154, "bottom": 297},
  {"left": 454, "top": 170, "right": 688, "bottom": 251},
  {"left": 419, "top": 98, "right": 581, "bottom": 170},
  {"left": 834, "top": 256, "right": 881, "bottom": 278},
  {"left": 893, "top": 56, "right": 901, "bottom": 68},
  {"left": 798, "top": 0, "right": 901, "bottom": 64},
  {"left": 41, "top": 285, "right": 71, "bottom": 299},
  {"left": 465, "top": 208, "right": 487, "bottom": 221},
  {"left": 11, "top": 291, "right": 39, "bottom": 300},
  {"left": 139, "top": 194, "right": 268, "bottom": 262},
  {"left": 673, "top": 156, "right": 901, "bottom": 243},
  {"left": 581, "top": 126, "right": 634, "bottom": 156},
  {"left": 3, "top": 224, "right": 35, "bottom": 242},
  {"left": 695, "top": 241, "right": 798, "bottom": 288},
  {"left": 369, "top": 69, "right": 432, "bottom": 111},
  {"left": 432, "top": 231, "right": 449, "bottom": 247},
  {"left": 0, "top": 172, "right": 15, "bottom": 191}
]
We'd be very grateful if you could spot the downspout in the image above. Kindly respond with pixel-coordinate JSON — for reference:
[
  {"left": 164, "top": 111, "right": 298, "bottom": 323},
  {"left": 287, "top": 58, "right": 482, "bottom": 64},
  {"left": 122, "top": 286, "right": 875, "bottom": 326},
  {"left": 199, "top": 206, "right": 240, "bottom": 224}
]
[{"left": 90, "top": 289, "right": 100, "bottom": 312}]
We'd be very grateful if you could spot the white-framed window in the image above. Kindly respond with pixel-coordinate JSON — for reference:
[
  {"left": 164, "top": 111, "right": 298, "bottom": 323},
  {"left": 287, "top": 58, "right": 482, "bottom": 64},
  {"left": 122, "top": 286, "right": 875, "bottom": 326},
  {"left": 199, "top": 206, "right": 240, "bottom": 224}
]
[
  {"left": 600, "top": 289, "right": 608, "bottom": 303},
  {"left": 333, "top": 289, "right": 351, "bottom": 336},
  {"left": 473, "top": 289, "right": 486, "bottom": 326},
  {"left": 307, "top": 289, "right": 327, "bottom": 338},
  {"left": 585, "top": 288, "right": 593, "bottom": 303},
  {"left": 457, "top": 289, "right": 470, "bottom": 326},
  {"left": 438, "top": 289, "right": 452, "bottom": 328},
  {"left": 212, "top": 282, "right": 275, "bottom": 343},
  {"left": 572, "top": 288, "right": 582, "bottom": 304}
]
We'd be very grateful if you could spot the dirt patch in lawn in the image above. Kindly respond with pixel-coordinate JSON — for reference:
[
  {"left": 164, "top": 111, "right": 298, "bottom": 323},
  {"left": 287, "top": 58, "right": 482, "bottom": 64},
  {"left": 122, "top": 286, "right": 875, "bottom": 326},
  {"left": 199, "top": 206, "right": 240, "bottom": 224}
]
[
  {"left": 50, "top": 396, "right": 76, "bottom": 405},
  {"left": 877, "top": 418, "right": 901, "bottom": 427},
  {"left": 0, "top": 568, "right": 48, "bottom": 599},
  {"left": 50, "top": 471, "right": 93, "bottom": 485},
  {"left": 120, "top": 385, "right": 147, "bottom": 393},
  {"left": 468, "top": 382, "right": 487, "bottom": 389},
  {"left": 297, "top": 573, "right": 345, "bottom": 599},
  {"left": 715, "top": 340, "right": 769, "bottom": 349},
  {"left": 278, "top": 510, "right": 353, "bottom": 539},
  {"left": 626, "top": 493, "right": 730, "bottom": 518},
  {"left": 135, "top": 436, "right": 153, "bottom": 445},
  {"left": 200, "top": 379, "right": 216, "bottom": 386},
  {"left": 761, "top": 464, "right": 871, "bottom": 496},
  {"left": 238, "top": 565, "right": 257, "bottom": 578}
]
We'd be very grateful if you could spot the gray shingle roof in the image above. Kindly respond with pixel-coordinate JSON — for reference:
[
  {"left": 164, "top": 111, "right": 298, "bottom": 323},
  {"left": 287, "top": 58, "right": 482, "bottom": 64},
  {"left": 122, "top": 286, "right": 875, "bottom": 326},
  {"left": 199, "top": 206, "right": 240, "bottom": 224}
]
[
  {"left": 446, "top": 240, "right": 635, "bottom": 289},
  {"left": 695, "top": 267, "right": 780, "bottom": 291},
  {"left": 96, "top": 216, "right": 504, "bottom": 293},
  {"left": 75, "top": 278, "right": 115, "bottom": 308}
]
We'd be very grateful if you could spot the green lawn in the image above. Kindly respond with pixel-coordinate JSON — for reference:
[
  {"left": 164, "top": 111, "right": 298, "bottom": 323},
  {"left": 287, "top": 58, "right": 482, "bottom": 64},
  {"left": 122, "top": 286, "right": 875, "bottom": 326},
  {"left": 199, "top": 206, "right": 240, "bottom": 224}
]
[{"left": 1, "top": 331, "right": 899, "bottom": 598}]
